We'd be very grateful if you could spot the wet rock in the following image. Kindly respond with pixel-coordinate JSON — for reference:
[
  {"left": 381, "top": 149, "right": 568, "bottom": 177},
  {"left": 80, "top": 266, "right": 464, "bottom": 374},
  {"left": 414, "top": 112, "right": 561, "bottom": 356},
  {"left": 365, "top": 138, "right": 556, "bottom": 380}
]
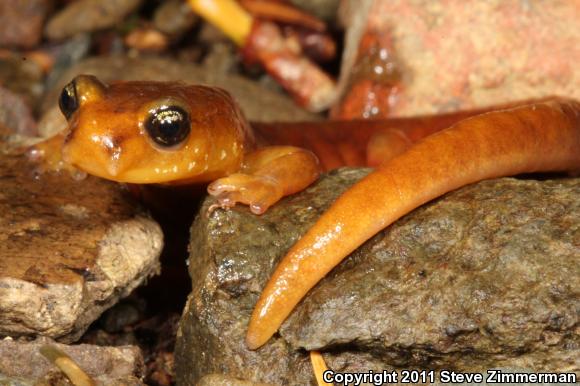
[
  {"left": 44, "top": 0, "right": 142, "bottom": 41},
  {"left": 282, "top": 178, "right": 579, "bottom": 372},
  {"left": 175, "top": 168, "right": 579, "bottom": 384},
  {"left": 41, "top": 56, "right": 319, "bottom": 122},
  {"left": 337, "top": 0, "right": 580, "bottom": 116},
  {"left": 0, "top": 337, "right": 144, "bottom": 385},
  {"left": 0, "top": 149, "right": 162, "bottom": 342},
  {"left": 0, "top": 0, "right": 51, "bottom": 49}
]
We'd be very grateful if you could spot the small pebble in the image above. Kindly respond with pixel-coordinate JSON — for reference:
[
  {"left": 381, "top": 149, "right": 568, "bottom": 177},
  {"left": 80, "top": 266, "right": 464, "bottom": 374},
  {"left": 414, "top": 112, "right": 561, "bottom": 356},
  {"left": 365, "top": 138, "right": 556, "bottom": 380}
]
[
  {"left": 153, "top": 0, "right": 199, "bottom": 40},
  {"left": 45, "top": 0, "right": 143, "bottom": 41},
  {"left": 0, "top": 0, "right": 50, "bottom": 48},
  {"left": 125, "top": 28, "right": 169, "bottom": 53}
]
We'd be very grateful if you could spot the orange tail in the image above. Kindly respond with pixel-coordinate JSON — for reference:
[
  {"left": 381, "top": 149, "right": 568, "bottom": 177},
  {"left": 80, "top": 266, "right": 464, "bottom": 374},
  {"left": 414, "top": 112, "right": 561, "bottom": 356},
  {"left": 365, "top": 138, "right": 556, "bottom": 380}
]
[{"left": 246, "top": 99, "right": 580, "bottom": 349}]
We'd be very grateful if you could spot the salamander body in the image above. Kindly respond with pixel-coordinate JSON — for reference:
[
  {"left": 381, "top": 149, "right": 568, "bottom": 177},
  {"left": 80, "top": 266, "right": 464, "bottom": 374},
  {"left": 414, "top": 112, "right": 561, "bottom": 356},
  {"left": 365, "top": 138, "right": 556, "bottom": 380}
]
[{"left": 36, "top": 75, "right": 580, "bottom": 349}]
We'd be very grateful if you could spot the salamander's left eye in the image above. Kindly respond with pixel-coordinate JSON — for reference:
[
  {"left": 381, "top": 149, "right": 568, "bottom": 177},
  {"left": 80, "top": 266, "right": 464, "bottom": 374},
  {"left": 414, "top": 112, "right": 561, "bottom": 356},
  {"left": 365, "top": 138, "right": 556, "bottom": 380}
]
[{"left": 145, "top": 106, "right": 191, "bottom": 148}]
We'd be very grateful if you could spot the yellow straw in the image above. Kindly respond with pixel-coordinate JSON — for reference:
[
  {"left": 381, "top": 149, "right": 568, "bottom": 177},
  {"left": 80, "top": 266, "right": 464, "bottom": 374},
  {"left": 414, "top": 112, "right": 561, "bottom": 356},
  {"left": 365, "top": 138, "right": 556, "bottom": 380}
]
[
  {"left": 40, "top": 345, "right": 96, "bottom": 386},
  {"left": 187, "top": 0, "right": 253, "bottom": 46},
  {"left": 310, "top": 351, "right": 333, "bottom": 386}
]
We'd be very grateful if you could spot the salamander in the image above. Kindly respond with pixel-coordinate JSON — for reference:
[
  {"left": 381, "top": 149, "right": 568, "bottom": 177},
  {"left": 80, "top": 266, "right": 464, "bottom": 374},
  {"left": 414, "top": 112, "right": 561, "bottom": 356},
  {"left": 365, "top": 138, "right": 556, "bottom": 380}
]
[
  {"left": 35, "top": 75, "right": 580, "bottom": 350},
  {"left": 34, "top": 75, "right": 484, "bottom": 212}
]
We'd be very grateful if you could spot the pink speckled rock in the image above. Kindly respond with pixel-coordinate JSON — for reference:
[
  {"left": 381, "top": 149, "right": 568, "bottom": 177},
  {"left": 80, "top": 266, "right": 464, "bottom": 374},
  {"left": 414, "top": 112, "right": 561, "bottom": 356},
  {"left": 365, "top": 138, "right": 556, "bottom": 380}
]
[{"left": 338, "top": 0, "right": 580, "bottom": 117}]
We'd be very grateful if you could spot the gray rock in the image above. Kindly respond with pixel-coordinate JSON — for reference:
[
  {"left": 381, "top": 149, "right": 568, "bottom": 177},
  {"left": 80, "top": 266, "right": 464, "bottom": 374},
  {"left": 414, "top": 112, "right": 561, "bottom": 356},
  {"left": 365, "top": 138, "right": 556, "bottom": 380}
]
[
  {"left": 44, "top": 33, "right": 92, "bottom": 91},
  {"left": 0, "top": 149, "right": 162, "bottom": 342},
  {"left": 175, "top": 168, "right": 579, "bottom": 384},
  {"left": 44, "top": 0, "right": 142, "bottom": 41},
  {"left": 0, "top": 87, "right": 37, "bottom": 136},
  {"left": 153, "top": 0, "right": 199, "bottom": 39},
  {"left": 40, "top": 56, "right": 319, "bottom": 123},
  {"left": 37, "top": 105, "right": 66, "bottom": 139},
  {"left": 0, "top": 52, "right": 45, "bottom": 113},
  {"left": 0, "top": 337, "right": 144, "bottom": 385}
]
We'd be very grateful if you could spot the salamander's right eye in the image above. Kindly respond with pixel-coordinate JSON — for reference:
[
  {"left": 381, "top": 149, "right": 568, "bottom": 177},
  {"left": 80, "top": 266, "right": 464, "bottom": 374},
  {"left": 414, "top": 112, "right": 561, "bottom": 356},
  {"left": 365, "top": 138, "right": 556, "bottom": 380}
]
[
  {"left": 145, "top": 105, "right": 191, "bottom": 148},
  {"left": 59, "top": 81, "right": 78, "bottom": 120}
]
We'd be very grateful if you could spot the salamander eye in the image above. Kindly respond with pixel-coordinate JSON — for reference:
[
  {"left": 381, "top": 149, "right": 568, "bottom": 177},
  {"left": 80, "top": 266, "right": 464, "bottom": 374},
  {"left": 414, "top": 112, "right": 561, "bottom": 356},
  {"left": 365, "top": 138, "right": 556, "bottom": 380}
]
[
  {"left": 145, "top": 106, "right": 191, "bottom": 148},
  {"left": 59, "top": 81, "right": 78, "bottom": 120}
]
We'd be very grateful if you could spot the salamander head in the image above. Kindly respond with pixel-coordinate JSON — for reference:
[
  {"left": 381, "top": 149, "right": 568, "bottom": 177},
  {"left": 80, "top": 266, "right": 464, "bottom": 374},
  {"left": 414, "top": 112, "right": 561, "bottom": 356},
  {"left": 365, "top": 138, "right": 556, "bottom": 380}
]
[{"left": 58, "top": 75, "right": 252, "bottom": 184}]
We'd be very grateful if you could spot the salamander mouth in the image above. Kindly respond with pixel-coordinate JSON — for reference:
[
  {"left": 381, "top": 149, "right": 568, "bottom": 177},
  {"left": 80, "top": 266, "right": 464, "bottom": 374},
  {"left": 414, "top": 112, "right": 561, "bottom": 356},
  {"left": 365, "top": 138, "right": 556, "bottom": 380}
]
[
  {"left": 61, "top": 138, "right": 126, "bottom": 181},
  {"left": 62, "top": 142, "right": 211, "bottom": 184}
]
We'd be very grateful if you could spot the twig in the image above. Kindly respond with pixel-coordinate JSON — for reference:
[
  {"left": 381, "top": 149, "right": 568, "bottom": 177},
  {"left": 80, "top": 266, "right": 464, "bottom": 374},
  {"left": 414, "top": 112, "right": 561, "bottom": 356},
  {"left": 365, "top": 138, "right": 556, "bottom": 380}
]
[
  {"left": 243, "top": 20, "right": 336, "bottom": 111},
  {"left": 187, "top": 0, "right": 337, "bottom": 111},
  {"left": 238, "top": 0, "right": 326, "bottom": 32}
]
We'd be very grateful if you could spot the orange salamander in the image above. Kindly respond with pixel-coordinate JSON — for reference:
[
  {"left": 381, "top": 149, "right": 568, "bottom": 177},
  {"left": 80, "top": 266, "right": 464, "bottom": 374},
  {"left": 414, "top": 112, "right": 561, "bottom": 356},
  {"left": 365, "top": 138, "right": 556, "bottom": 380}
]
[{"left": 35, "top": 75, "right": 580, "bottom": 350}]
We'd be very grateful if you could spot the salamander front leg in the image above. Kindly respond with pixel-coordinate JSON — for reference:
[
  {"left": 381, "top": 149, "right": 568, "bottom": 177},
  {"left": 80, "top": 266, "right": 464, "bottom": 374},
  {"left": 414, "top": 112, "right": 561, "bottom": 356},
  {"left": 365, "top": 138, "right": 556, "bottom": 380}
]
[{"left": 208, "top": 146, "right": 321, "bottom": 214}]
